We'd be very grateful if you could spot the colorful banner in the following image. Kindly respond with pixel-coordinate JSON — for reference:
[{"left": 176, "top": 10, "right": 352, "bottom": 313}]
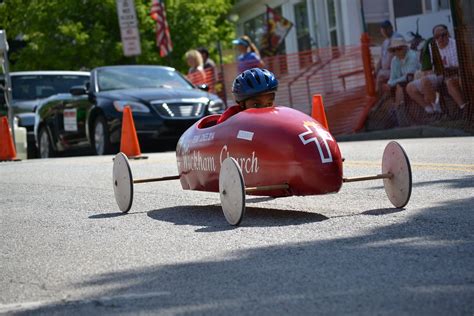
[{"left": 260, "top": 5, "right": 293, "bottom": 57}]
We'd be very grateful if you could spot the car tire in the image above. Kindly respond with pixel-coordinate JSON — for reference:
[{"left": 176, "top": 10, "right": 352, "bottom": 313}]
[
  {"left": 92, "top": 115, "right": 113, "bottom": 155},
  {"left": 27, "top": 140, "right": 38, "bottom": 159},
  {"left": 38, "top": 127, "right": 55, "bottom": 158}
]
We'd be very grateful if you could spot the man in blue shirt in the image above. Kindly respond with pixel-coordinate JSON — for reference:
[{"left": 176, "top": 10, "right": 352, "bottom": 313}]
[{"left": 382, "top": 37, "right": 420, "bottom": 108}]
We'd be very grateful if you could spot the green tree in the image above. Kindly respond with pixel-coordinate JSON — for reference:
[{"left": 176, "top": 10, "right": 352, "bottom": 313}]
[{"left": 0, "top": 0, "right": 235, "bottom": 73}]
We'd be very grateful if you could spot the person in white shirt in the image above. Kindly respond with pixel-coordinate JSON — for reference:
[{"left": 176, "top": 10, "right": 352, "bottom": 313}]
[{"left": 406, "top": 24, "right": 467, "bottom": 113}]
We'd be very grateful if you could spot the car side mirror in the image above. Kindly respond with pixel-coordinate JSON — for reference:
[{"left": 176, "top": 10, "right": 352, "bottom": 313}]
[
  {"left": 70, "top": 85, "right": 87, "bottom": 96},
  {"left": 197, "top": 84, "right": 209, "bottom": 92}
]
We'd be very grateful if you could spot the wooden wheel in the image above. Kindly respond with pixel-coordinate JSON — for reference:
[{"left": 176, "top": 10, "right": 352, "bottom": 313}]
[
  {"left": 113, "top": 152, "right": 134, "bottom": 213},
  {"left": 382, "top": 141, "right": 412, "bottom": 208},
  {"left": 219, "top": 157, "right": 246, "bottom": 226}
]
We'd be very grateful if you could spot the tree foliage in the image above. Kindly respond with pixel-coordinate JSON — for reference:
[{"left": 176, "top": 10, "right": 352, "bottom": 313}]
[{"left": 0, "top": 0, "right": 236, "bottom": 73}]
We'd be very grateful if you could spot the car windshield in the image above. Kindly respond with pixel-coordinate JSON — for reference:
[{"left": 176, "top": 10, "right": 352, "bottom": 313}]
[
  {"left": 97, "top": 66, "right": 193, "bottom": 92},
  {"left": 11, "top": 74, "right": 90, "bottom": 100}
]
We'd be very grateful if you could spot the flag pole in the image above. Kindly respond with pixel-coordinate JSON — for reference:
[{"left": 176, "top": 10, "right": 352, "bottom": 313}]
[
  {"left": 266, "top": 4, "right": 271, "bottom": 56},
  {"left": 217, "top": 40, "right": 228, "bottom": 107}
]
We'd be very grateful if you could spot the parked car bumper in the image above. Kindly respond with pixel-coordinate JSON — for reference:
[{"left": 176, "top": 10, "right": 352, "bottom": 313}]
[{"left": 105, "top": 112, "right": 200, "bottom": 145}]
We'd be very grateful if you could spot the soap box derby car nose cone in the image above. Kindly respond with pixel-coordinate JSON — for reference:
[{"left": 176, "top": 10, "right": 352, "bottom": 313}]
[
  {"left": 176, "top": 106, "right": 343, "bottom": 196},
  {"left": 112, "top": 106, "right": 412, "bottom": 226}
]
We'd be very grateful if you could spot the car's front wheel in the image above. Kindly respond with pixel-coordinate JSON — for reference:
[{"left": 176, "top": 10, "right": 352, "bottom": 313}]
[
  {"left": 38, "top": 127, "right": 54, "bottom": 158},
  {"left": 92, "top": 115, "right": 113, "bottom": 155}
]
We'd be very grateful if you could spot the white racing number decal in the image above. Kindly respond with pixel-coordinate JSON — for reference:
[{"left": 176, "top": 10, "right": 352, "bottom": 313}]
[
  {"left": 298, "top": 121, "right": 334, "bottom": 163},
  {"left": 63, "top": 109, "right": 78, "bottom": 132}
]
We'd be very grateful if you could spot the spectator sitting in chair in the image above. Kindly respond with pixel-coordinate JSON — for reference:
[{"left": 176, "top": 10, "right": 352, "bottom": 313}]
[
  {"left": 381, "top": 37, "right": 420, "bottom": 109},
  {"left": 406, "top": 24, "right": 467, "bottom": 113}
]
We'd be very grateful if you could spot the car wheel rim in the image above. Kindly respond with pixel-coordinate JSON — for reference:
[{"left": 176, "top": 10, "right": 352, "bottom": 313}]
[
  {"left": 40, "top": 130, "right": 50, "bottom": 158},
  {"left": 94, "top": 121, "right": 105, "bottom": 155}
]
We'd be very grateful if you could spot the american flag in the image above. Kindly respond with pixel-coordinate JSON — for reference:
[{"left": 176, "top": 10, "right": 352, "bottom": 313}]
[{"left": 150, "top": 0, "right": 173, "bottom": 57}]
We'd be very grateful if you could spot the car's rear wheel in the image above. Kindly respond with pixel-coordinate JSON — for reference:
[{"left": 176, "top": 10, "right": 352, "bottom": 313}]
[
  {"left": 92, "top": 115, "right": 113, "bottom": 155},
  {"left": 38, "top": 127, "right": 54, "bottom": 158}
]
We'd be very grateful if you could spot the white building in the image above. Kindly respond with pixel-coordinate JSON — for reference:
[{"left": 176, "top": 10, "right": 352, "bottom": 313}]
[{"left": 232, "top": 0, "right": 452, "bottom": 53}]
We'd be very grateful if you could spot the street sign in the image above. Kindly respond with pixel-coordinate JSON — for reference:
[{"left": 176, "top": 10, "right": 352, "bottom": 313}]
[
  {"left": 0, "top": 30, "right": 8, "bottom": 54},
  {"left": 116, "top": 0, "right": 141, "bottom": 57}
]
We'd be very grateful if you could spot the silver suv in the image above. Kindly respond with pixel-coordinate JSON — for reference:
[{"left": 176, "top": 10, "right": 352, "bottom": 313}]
[{"left": 1, "top": 71, "right": 90, "bottom": 157}]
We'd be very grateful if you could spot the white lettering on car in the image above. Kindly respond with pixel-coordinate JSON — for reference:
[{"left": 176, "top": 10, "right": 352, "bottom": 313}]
[{"left": 220, "top": 145, "right": 259, "bottom": 174}]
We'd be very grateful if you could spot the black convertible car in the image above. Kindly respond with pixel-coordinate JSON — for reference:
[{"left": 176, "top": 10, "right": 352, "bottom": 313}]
[{"left": 34, "top": 65, "right": 225, "bottom": 158}]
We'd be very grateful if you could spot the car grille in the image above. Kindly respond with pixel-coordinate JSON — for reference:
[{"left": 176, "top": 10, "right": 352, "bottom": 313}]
[{"left": 150, "top": 100, "right": 206, "bottom": 118}]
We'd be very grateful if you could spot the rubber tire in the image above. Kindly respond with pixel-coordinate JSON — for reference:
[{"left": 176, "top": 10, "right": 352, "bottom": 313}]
[
  {"left": 92, "top": 115, "right": 113, "bottom": 155},
  {"left": 38, "top": 127, "right": 55, "bottom": 159},
  {"left": 27, "top": 139, "right": 38, "bottom": 159}
]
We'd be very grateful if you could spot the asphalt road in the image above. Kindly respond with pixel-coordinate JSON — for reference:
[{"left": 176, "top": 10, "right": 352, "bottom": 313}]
[{"left": 1, "top": 137, "right": 473, "bottom": 315}]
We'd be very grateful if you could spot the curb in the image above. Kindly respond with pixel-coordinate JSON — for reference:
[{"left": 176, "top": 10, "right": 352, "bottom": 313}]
[{"left": 335, "top": 126, "right": 472, "bottom": 142}]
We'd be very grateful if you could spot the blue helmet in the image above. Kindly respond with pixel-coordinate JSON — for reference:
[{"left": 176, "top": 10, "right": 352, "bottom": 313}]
[{"left": 232, "top": 68, "right": 278, "bottom": 102}]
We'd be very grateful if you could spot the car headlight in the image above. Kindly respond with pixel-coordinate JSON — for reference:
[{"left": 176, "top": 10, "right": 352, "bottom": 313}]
[
  {"left": 113, "top": 100, "right": 150, "bottom": 113},
  {"left": 208, "top": 99, "right": 225, "bottom": 113}
]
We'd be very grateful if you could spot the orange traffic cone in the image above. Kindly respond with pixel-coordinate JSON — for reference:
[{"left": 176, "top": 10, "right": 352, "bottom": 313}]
[
  {"left": 120, "top": 106, "right": 147, "bottom": 160},
  {"left": 0, "top": 116, "right": 19, "bottom": 161},
  {"left": 311, "top": 94, "right": 329, "bottom": 130}
]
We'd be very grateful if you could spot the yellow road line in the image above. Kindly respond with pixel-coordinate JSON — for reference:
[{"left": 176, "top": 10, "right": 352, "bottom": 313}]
[{"left": 344, "top": 161, "right": 474, "bottom": 172}]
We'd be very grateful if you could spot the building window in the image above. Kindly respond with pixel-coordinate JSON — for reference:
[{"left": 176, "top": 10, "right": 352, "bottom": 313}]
[
  {"left": 393, "top": 0, "right": 423, "bottom": 18},
  {"left": 243, "top": 13, "right": 265, "bottom": 50},
  {"left": 424, "top": 0, "right": 450, "bottom": 11},
  {"left": 327, "top": 0, "right": 338, "bottom": 47},
  {"left": 294, "top": 1, "right": 311, "bottom": 52}
]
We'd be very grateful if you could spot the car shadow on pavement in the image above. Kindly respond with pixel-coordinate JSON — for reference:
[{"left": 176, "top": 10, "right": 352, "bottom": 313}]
[
  {"left": 89, "top": 212, "right": 128, "bottom": 219},
  {"left": 10, "top": 197, "right": 474, "bottom": 315},
  {"left": 331, "top": 207, "right": 406, "bottom": 218},
  {"left": 88, "top": 211, "right": 149, "bottom": 219},
  {"left": 361, "top": 207, "right": 406, "bottom": 216},
  {"left": 366, "top": 175, "right": 474, "bottom": 190},
  {"left": 147, "top": 204, "right": 328, "bottom": 231}
]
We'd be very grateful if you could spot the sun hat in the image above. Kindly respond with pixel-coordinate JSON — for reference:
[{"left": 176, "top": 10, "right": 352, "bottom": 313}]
[
  {"left": 232, "top": 38, "right": 249, "bottom": 47},
  {"left": 389, "top": 37, "right": 408, "bottom": 51}
]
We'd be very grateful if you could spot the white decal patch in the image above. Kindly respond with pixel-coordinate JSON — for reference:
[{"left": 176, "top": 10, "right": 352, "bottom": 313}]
[
  {"left": 192, "top": 132, "right": 215, "bottom": 144},
  {"left": 63, "top": 109, "right": 77, "bottom": 132},
  {"left": 298, "top": 121, "right": 334, "bottom": 163},
  {"left": 237, "top": 130, "right": 254, "bottom": 141}
]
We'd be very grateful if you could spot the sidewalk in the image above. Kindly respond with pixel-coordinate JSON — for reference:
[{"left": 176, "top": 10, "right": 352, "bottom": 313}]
[{"left": 335, "top": 125, "right": 472, "bottom": 142}]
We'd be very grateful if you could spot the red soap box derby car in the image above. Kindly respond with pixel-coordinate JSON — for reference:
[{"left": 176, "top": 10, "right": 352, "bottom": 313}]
[{"left": 113, "top": 106, "right": 412, "bottom": 225}]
